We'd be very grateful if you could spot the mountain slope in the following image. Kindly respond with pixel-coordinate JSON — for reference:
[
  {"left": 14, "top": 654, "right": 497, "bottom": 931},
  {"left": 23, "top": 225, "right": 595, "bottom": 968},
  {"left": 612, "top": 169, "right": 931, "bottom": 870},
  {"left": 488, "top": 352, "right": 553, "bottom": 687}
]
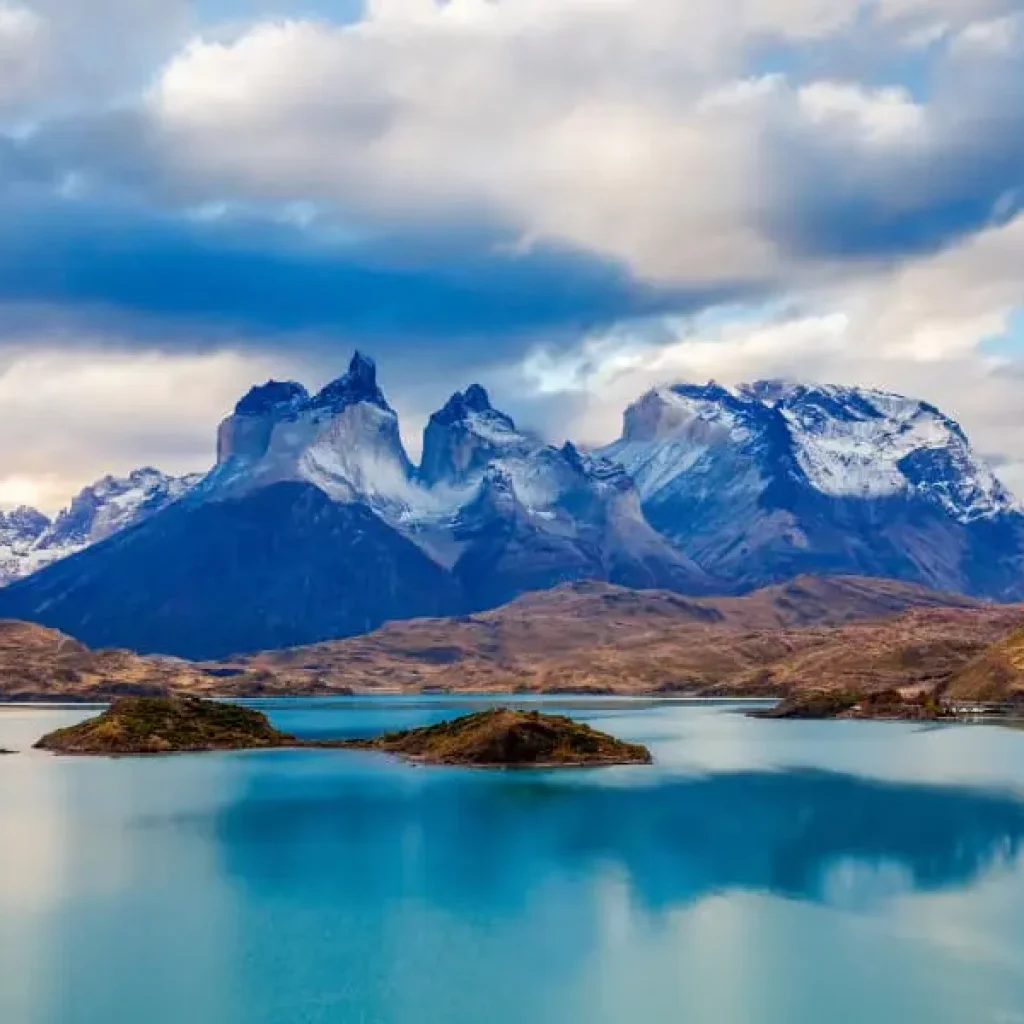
[
  {"left": 946, "top": 626, "right": 1024, "bottom": 702},
  {"left": 0, "top": 619, "right": 224, "bottom": 701},
  {"left": 416, "top": 386, "right": 714, "bottom": 605},
  {"left": 230, "top": 576, "right": 1014, "bottom": 697},
  {"left": 0, "top": 575, "right": 1010, "bottom": 700},
  {"left": 599, "top": 380, "right": 1024, "bottom": 598},
  {"left": 0, "top": 359, "right": 1020, "bottom": 658},
  {"left": 0, "top": 482, "right": 461, "bottom": 659},
  {"left": 0, "top": 469, "right": 200, "bottom": 584}
]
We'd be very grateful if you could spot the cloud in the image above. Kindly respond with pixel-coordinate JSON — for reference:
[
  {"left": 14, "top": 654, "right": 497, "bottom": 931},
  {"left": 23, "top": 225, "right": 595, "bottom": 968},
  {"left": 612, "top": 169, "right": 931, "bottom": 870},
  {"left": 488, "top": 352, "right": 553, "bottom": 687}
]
[
  {"left": 510, "top": 210, "right": 1024, "bottom": 496},
  {"left": 0, "top": 195, "right": 728, "bottom": 358},
  {"left": 0, "top": 0, "right": 191, "bottom": 121},
  {"left": 0, "top": 0, "right": 1023, "bottom": 510},
  {"left": 140, "top": 2, "right": 1024, "bottom": 286},
  {"left": 0, "top": 344, "right": 295, "bottom": 512},
  {"left": 0, "top": 3, "right": 47, "bottom": 115}
]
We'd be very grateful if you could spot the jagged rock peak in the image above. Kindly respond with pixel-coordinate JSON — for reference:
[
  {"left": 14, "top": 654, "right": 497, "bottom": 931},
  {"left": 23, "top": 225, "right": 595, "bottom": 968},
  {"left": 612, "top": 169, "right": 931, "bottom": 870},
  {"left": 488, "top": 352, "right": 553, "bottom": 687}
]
[
  {"left": 560, "top": 440, "right": 585, "bottom": 472},
  {"left": 235, "top": 380, "right": 311, "bottom": 417},
  {"left": 432, "top": 384, "right": 510, "bottom": 427},
  {"left": 312, "top": 351, "right": 389, "bottom": 412},
  {"left": 0, "top": 505, "right": 51, "bottom": 538},
  {"left": 463, "top": 384, "right": 492, "bottom": 413}
]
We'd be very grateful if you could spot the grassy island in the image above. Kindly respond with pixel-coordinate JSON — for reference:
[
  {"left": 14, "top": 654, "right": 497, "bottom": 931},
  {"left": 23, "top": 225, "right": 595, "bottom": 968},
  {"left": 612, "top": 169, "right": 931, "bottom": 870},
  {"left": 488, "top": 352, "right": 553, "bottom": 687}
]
[
  {"left": 34, "top": 696, "right": 299, "bottom": 755},
  {"left": 34, "top": 697, "right": 652, "bottom": 767},
  {"left": 342, "top": 707, "right": 653, "bottom": 766}
]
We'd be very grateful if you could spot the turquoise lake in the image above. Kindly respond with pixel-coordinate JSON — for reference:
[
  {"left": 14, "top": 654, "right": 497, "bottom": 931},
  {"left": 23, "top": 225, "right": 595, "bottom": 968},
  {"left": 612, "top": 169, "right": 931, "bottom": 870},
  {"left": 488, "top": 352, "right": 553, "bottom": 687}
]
[{"left": 3, "top": 697, "right": 1024, "bottom": 1024}]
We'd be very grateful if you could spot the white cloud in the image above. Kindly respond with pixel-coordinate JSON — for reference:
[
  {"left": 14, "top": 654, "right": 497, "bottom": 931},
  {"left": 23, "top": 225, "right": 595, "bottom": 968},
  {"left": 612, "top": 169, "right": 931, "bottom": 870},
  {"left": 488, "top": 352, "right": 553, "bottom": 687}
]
[
  {"left": 2, "top": 0, "right": 1024, "bottom": 510},
  {"left": 142, "top": 1, "right": 1024, "bottom": 290},
  {"left": 953, "top": 12, "right": 1023, "bottom": 53},
  {"left": 510, "top": 211, "right": 1024, "bottom": 495},
  {"left": 0, "top": 3, "right": 47, "bottom": 115},
  {"left": 0, "top": 0, "right": 191, "bottom": 120},
  {"left": 797, "top": 82, "right": 925, "bottom": 143},
  {"left": 142, "top": 5, "right": 863, "bottom": 284},
  {"left": 0, "top": 344, "right": 297, "bottom": 512}
]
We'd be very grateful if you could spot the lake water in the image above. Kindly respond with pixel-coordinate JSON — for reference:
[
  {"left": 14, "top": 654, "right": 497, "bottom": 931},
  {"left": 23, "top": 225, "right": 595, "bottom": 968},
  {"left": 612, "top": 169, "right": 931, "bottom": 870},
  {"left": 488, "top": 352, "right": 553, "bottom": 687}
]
[{"left": 3, "top": 696, "right": 1024, "bottom": 1024}]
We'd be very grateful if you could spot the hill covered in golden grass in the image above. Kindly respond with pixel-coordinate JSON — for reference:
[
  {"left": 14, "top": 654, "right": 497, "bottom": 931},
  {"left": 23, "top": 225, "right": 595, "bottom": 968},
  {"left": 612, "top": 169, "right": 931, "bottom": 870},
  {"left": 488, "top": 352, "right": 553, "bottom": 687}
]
[
  {"left": 232, "top": 577, "right": 1021, "bottom": 700},
  {"left": 2, "top": 576, "right": 1021, "bottom": 703}
]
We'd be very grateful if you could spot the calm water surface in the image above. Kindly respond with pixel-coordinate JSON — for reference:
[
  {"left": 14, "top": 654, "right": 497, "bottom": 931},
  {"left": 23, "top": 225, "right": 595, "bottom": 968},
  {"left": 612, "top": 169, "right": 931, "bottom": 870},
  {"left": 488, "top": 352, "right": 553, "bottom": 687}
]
[{"left": 3, "top": 697, "right": 1024, "bottom": 1024}]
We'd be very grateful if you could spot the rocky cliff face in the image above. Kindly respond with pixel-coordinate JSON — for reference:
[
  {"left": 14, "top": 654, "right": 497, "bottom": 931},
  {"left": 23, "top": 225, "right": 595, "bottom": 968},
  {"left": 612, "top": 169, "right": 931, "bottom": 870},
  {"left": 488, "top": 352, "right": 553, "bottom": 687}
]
[
  {"left": 209, "top": 351, "right": 415, "bottom": 513},
  {"left": 419, "top": 384, "right": 534, "bottom": 487},
  {"left": 416, "top": 391, "right": 713, "bottom": 607}
]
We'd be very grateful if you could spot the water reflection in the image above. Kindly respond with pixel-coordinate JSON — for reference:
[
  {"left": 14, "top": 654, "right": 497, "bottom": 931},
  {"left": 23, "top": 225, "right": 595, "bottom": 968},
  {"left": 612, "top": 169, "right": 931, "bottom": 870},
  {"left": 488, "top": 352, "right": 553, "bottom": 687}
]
[
  {"left": 212, "top": 766, "right": 1024, "bottom": 912},
  {"left": 6, "top": 700, "right": 1024, "bottom": 1024}
]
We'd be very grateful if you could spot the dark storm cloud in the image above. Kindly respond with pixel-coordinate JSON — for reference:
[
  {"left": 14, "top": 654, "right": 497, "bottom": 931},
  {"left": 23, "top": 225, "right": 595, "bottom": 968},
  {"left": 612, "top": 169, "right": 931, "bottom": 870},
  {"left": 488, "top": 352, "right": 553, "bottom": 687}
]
[
  {"left": 0, "top": 195, "right": 743, "bottom": 358},
  {"left": 764, "top": 34, "right": 1024, "bottom": 264},
  {"left": 769, "top": 125, "right": 1024, "bottom": 263}
]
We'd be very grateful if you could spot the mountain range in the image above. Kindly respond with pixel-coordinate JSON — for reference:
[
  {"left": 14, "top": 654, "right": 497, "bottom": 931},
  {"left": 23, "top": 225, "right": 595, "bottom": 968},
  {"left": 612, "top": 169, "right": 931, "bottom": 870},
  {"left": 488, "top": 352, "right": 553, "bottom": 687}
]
[
  {"left": 0, "top": 468, "right": 200, "bottom": 584},
  {"left": 0, "top": 352, "right": 1020, "bottom": 658}
]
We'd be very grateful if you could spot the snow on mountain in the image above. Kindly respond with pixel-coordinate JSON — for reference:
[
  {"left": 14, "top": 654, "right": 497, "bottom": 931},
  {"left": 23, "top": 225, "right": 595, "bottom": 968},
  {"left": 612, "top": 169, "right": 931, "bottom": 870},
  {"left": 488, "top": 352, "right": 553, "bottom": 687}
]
[
  {"left": 2, "top": 358, "right": 1021, "bottom": 657},
  {"left": 414, "top": 388, "right": 713, "bottom": 602},
  {"left": 747, "top": 381, "right": 1016, "bottom": 522},
  {"left": 0, "top": 468, "right": 201, "bottom": 585},
  {"left": 606, "top": 380, "right": 1017, "bottom": 521},
  {"left": 419, "top": 385, "right": 536, "bottom": 488},
  {"left": 0, "top": 507, "right": 53, "bottom": 585},
  {"left": 599, "top": 379, "right": 1024, "bottom": 597}
]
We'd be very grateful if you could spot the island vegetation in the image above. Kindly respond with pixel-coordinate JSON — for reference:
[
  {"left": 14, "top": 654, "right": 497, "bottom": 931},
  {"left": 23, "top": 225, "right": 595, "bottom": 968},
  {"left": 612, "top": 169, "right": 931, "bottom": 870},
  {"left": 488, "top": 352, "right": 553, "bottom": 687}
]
[
  {"left": 343, "top": 707, "right": 652, "bottom": 766},
  {"left": 34, "top": 697, "right": 652, "bottom": 766},
  {"left": 34, "top": 696, "right": 300, "bottom": 755}
]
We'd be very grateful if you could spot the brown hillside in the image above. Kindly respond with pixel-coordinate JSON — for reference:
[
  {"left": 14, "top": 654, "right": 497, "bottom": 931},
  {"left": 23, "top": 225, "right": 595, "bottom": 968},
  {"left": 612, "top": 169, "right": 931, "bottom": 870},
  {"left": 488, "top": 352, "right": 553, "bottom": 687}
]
[
  {"left": 1, "top": 577, "right": 1017, "bottom": 701},
  {"left": 0, "top": 619, "right": 278, "bottom": 701},
  {"left": 233, "top": 578, "right": 1012, "bottom": 697},
  {"left": 946, "top": 627, "right": 1024, "bottom": 702}
]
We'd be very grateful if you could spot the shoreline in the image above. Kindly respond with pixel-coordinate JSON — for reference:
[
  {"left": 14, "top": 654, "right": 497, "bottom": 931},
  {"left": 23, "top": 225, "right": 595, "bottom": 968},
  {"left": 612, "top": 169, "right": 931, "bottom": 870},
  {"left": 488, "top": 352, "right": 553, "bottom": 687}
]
[{"left": 0, "top": 692, "right": 778, "bottom": 709}]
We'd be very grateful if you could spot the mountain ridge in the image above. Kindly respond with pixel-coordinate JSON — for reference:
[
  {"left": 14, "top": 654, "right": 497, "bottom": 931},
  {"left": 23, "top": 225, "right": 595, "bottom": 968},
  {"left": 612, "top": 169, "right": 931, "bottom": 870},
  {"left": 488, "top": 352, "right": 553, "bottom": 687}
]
[
  {"left": 0, "top": 468, "right": 201, "bottom": 585},
  {"left": 0, "top": 356, "right": 1020, "bottom": 657},
  {"left": 598, "top": 379, "right": 1024, "bottom": 598}
]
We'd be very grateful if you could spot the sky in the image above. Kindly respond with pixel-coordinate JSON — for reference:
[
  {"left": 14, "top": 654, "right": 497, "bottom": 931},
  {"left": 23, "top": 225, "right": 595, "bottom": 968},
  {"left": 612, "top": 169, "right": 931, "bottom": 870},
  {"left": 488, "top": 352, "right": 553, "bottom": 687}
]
[{"left": 1, "top": 0, "right": 1024, "bottom": 512}]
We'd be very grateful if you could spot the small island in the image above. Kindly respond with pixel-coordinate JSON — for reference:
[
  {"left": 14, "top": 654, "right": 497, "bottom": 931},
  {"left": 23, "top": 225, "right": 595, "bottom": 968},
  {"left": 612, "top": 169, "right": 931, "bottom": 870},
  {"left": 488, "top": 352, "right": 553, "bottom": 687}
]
[
  {"left": 34, "top": 697, "right": 652, "bottom": 767},
  {"left": 34, "top": 695, "right": 300, "bottom": 755},
  {"left": 753, "top": 688, "right": 947, "bottom": 721},
  {"left": 343, "top": 707, "right": 653, "bottom": 766}
]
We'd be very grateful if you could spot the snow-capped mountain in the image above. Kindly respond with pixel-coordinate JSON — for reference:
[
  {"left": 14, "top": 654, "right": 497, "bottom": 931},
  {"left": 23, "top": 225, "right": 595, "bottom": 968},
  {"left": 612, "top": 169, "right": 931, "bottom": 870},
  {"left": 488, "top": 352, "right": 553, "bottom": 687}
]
[
  {"left": 0, "top": 468, "right": 201, "bottom": 584},
  {"left": 415, "top": 387, "right": 712, "bottom": 605},
  {"left": 0, "top": 359, "right": 1020, "bottom": 658},
  {"left": 0, "top": 507, "right": 51, "bottom": 585},
  {"left": 211, "top": 357, "right": 712, "bottom": 602},
  {"left": 419, "top": 384, "right": 536, "bottom": 487},
  {"left": 0, "top": 354, "right": 711, "bottom": 656},
  {"left": 599, "top": 380, "right": 1024, "bottom": 597},
  {"left": 209, "top": 351, "right": 416, "bottom": 515}
]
